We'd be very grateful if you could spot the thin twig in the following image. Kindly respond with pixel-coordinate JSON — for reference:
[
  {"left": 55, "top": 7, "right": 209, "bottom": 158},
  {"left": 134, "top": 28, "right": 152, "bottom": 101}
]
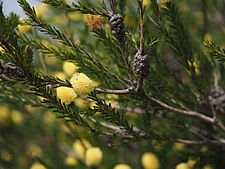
[
  {"left": 95, "top": 87, "right": 131, "bottom": 94},
  {"left": 145, "top": 93, "right": 225, "bottom": 133}
]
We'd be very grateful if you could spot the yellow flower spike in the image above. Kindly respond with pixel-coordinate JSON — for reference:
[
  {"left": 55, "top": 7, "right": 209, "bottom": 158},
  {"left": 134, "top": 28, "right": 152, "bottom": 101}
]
[
  {"left": 70, "top": 73, "right": 95, "bottom": 96},
  {"left": 73, "top": 140, "right": 86, "bottom": 160},
  {"left": 187, "top": 157, "right": 197, "bottom": 168},
  {"left": 113, "top": 164, "right": 132, "bottom": 169},
  {"left": 64, "top": 155, "right": 78, "bottom": 166},
  {"left": 30, "top": 162, "right": 47, "bottom": 169},
  {"left": 56, "top": 86, "right": 77, "bottom": 105},
  {"left": 141, "top": 152, "right": 160, "bottom": 169},
  {"left": 11, "top": 110, "right": 24, "bottom": 125},
  {"left": 85, "top": 14, "right": 103, "bottom": 30},
  {"left": 85, "top": 147, "right": 103, "bottom": 167},
  {"left": 18, "top": 24, "right": 32, "bottom": 33},
  {"left": 0, "top": 150, "right": 12, "bottom": 162},
  {"left": 176, "top": 163, "right": 190, "bottom": 169},
  {"left": 63, "top": 61, "right": 79, "bottom": 77}
]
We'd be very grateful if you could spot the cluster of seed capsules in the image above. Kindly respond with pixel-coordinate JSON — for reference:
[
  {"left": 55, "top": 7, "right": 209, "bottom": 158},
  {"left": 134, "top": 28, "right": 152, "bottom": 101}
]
[
  {"left": 0, "top": 62, "right": 25, "bottom": 79},
  {"left": 109, "top": 12, "right": 149, "bottom": 78}
]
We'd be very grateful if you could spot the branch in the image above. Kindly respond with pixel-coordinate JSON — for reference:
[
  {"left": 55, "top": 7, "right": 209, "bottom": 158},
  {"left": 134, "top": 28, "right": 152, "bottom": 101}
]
[{"left": 145, "top": 94, "right": 225, "bottom": 133}]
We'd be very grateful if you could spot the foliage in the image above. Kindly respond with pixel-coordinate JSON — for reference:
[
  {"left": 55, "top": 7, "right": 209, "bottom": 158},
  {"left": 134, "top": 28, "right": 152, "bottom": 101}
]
[{"left": 0, "top": 0, "right": 225, "bottom": 169}]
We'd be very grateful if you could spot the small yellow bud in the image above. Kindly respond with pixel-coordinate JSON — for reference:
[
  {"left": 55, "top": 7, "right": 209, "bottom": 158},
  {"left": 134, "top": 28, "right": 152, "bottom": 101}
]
[
  {"left": 30, "top": 162, "right": 47, "bottom": 169},
  {"left": 63, "top": 61, "right": 79, "bottom": 77},
  {"left": 73, "top": 140, "right": 86, "bottom": 160},
  {"left": 141, "top": 152, "right": 160, "bottom": 169},
  {"left": 56, "top": 87, "right": 77, "bottom": 104},
  {"left": 176, "top": 163, "right": 190, "bottom": 169},
  {"left": 85, "top": 147, "right": 103, "bottom": 167},
  {"left": 18, "top": 24, "right": 32, "bottom": 33},
  {"left": 113, "top": 164, "right": 132, "bottom": 169},
  {"left": 70, "top": 73, "right": 95, "bottom": 96},
  {"left": 11, "top": 110, "right": 24, "bottom": 125},
  {"left": 64, "top": 155, "right": 78, "bottom": 166}
]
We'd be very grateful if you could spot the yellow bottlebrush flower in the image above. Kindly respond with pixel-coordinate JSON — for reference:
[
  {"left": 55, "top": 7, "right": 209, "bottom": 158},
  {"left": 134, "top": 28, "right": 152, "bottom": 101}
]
[
  {"left": 141, "top": 152, "right": 160, "bottom": 169},
  {"left": 187, "top": 157, "right": 197, "bottom": 168},
  {"left": 173, "top": 142, "right": 185, "bottom": 151},
  {"left": 53, "top": 72, "right": 67, "bottom": 80},
  {"left": 0, "top": 150, "right": 12, "bottom": 162},
  {"left": 11, "top": 110, "right": 24, "bottom": 125},
  {"left": 85, "top": 147, "right": 103, "bottom": 167},
  {"left": 73, "top": 140, "right": 86, "bottom": 160},
  {"left": 70, "top": 73, "right": 95, "bottom": 96},
  {"left": 176, "top": 163, "right": 190, "bottom": 169},
  {"left": 18, "top": 24, "right": 32, "bottom": 33},
  {"left": 30, "top": 162, "right": 47, "bottom": 169},
  {"left": 203, "top": 164, "right": 213, "bottom": 169},
  {"left": 113, "top": 164, "right": 132, "bottom": 169},
  {"left": 0, "top": 106, "right": 9, "bottom": 125},
  {"left": 64, "top": 155, "right": 78, "bottom": 166},
  {"left": 56, "top": 86, "right": 77, "bottom": 104},
  {"left": 63, "top": 61, "right": 79, "bottom": 77},
  {"left": 36, "top": 4, "right": 49, "bottom": 17},
  {"left": 68, "top": 12, "right": 83, "bottom": 21},
  {"left": 85, "top": 14, "right": 102, "bottom": 30},
  {"left": 27, "top": 144, "right": 43, "bottom": 157}
]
